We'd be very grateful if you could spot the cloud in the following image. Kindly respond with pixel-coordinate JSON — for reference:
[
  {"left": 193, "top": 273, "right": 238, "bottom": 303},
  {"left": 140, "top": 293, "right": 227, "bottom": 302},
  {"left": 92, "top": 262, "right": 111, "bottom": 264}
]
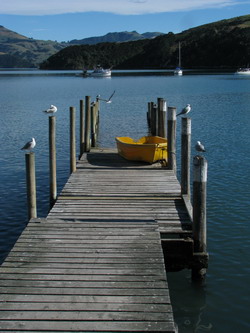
[{"left": 0, "top": 0, "right": 245, "bottom": 15}]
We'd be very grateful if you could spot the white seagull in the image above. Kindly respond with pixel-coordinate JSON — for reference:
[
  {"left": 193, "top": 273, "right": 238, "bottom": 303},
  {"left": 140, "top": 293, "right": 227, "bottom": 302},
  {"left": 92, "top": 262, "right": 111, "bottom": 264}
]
[
  {"left": 43, "top": 105, "right": 57, "bottom": 113},
  {"left": 195, "top": 141, "right": 206, "bottom": 152},
  {"left": 177, "top": 104, "right": 191, "bottom": 116},
  {"left": 97, "top": 90, "right": 115, "bottom": 103},
  {"left": 21, "top": 138, "right": 36, "bottom": 151}
]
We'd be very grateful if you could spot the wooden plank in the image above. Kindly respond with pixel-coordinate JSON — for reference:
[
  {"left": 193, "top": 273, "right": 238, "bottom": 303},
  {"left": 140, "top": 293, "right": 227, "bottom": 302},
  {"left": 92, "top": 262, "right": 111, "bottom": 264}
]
[
  {"left": 0, "top": 294, "right": 170, "bottom": 304},
  {"left": 7, "top": 249, "right": 161, "bottom": 257},
  {"left": 16, "top": 235, "right": 160, "bottom": 242},
  {"left": 0, "top": 310, "right": 174, "bottom": 321},
  {"left": 0, "top": 287, "right": 169, "bottom": 297},
  {"left": 1, "top": 261, "right": 165, "bottom": 270},
  {"left": 0, "top": 273, "right": 165, "bottom": 282},
  {"left": 0, "top": 320, "right": 176, "bottom": 332},
  {"left": 8, "top": 242, "right": 162, "bottom": 249},
  {"left": 17, "top": 230, "right": 161, "bottom": 238},
  {"left": 8, "top": 245, "right": 161, "bottom": 253},
  {"left": 0, "top": 267, "right": 166, "bottom": 276},
  {"left": 0, "top": 302, "right": 172, "bottom": 312},
  {"left": 5, "top": 254, "right": 164, "bottom": 263},
  {"left": 0, "top": 279, "right": 167, "bottom": 289}
]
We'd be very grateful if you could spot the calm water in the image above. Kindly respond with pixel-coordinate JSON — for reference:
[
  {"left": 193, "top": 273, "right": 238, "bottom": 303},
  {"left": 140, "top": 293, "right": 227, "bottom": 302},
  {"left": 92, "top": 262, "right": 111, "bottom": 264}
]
[{"left": 0, "top": 70, "right": 249, "bottom": 332}]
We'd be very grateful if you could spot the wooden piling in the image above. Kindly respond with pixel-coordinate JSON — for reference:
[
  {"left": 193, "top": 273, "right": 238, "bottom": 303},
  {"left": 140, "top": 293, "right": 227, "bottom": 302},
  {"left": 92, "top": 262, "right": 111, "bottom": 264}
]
[
  {"left": 84, "top": 96, "right": 91, "bottom": 152},
  {"left": 192, "top": 155, "right": 208, "bottom": 280},
  {"left": 157, "top": 98, "right": 167, "bottom": 138},
  {"left": 96, "top": 100, "right": 100, "bottom": 136},
  {"left": 181, "top": 117, "right": 191, "bottom": 197},
  {"left": 167, "top": 107, "right": 177, "bottom": 173},
  {"left": 91, "top": 104, "right": 97, "bottom": 147},
  {"left": 49, "top": 116, "right": 57, "bottom": 207},
  {"left": 25, "top": 152, "right": 37, "bottom": 220},
  {"left": 147, "top": 102, "right": 152, "bottom": 127},
  {"left": 70, "top": 106, "right": 76, "bottom": 173},
  {"left": 94, "top": 100, "right": 100, "bottom": 144},
  {"left": 151, "top": 103, "right": 158, "bottom": 136},
  {"left": 79, "top": 99, "right": 85, "bottom": 158}
]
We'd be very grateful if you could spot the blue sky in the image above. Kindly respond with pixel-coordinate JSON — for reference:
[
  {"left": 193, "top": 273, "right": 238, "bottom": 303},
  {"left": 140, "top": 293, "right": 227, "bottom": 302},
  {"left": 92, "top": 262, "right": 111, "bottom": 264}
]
[{"left": 0, "top": 0, "right": 249, "bottom": 42}]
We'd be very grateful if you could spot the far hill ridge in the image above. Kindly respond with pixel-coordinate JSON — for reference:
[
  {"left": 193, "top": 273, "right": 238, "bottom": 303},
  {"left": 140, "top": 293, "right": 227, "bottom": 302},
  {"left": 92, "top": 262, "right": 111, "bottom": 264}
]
[{"left": 0, "top": 28, "right": 163, "bottom": 68}]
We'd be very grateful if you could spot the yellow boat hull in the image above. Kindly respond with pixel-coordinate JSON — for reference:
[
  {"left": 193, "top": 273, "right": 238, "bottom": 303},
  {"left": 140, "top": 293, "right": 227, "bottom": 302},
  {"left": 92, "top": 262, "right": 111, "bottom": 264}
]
[{"left": 115, "top": 136, "right": 168, "bottom": 164}]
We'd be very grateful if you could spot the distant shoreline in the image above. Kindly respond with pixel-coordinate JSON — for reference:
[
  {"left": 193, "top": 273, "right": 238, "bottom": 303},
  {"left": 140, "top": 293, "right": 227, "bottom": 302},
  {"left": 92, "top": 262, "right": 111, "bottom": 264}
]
[{"left": 0, "top": 68, "right": 239, "bottom": 75}]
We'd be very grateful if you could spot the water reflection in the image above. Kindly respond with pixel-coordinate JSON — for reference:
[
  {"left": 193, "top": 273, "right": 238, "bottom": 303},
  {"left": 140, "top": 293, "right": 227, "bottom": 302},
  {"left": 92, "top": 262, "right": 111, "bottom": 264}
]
[{"left": 168, "top": 270, "right": 211, "bottom": 332}]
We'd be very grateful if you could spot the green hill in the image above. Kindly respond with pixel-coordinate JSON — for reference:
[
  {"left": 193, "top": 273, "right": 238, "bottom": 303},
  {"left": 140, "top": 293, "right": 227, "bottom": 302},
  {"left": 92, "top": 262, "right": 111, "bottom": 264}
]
[
  {"left": 0, "top": 25, "right": 66, "bottom": 68},
  {"left": 0, "top": 27, "right": 163, "bottom": 68},
  {"left": 40, "top": 15, "right": 250, "bottom": 70}
]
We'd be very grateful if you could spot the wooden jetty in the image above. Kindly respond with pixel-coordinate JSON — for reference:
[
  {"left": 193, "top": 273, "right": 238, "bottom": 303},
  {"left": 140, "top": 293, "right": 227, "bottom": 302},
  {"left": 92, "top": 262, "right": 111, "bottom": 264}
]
[{"left": 0, "top": 97, "right": 208, "bottom": 332}]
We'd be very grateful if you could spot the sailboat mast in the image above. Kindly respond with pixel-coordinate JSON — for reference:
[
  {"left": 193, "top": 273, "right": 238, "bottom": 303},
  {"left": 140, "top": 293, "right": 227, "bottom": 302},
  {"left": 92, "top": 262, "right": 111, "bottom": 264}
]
[
  {"left": 179, "top": 42, "right": 181, "bottom": 68},
  {"left": 174, "top": 41, "right": 183, "bottom": 75}
]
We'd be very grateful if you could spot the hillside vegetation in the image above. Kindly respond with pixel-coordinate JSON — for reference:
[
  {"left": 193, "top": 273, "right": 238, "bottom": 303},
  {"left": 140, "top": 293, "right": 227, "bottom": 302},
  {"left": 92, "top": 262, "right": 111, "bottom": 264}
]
[
  {"left": 41, "top": 15, "right": 250, "bottom": 70},
  {"left": 0, "top": 28, "right": 162, "bottom": 68},
  {"left": 0, "top": 25, "right": 66, "bottom": 67}
]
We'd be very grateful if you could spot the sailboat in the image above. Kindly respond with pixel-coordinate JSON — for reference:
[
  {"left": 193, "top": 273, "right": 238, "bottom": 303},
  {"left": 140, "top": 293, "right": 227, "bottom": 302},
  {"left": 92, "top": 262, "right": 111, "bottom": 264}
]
[{"left": 174, "top": 42, "right": 183, "bottom": 76}]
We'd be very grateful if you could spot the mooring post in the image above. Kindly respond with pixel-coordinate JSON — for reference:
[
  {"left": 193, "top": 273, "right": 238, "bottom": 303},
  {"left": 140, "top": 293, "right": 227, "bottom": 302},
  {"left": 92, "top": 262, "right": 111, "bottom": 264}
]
[
  {"left": 167, "top": 107, "right": 177, "bottom": 173},
  {"left": 25, "top": 152, "right": 37, "bottom": 220},
  {"left": 95, "top": 99, "right": 100, "bottom": 134},
  {"left": 147, "top": 102, "right": 152, "bottom": 127},
  {"left": 70, "top": 106, "right": 76, "bottom": 173},
  {"left": 151, "top": 103, "right": 158, "bottom": 136},
  {"left": 79, "top": 99, "right": 85, "bottom": 158},
  {"left": 192, "top": 155, "right": 208, "bottom": 280},
  {"left": 95, "top": 99, "right": 100, "bottom": 141},
  {"left": 157, "top": 98, "right": 167, "bottom": 138},
  {"left": 96, "top": 101, "right": 100, "bottom": 136},
  {"left": 181, "top": 117, "right": 191, "bottom": 197},
  {"left": 148, "top": 102, "right": 154, "bottom": 134},
  {"left": 91, "top": 104, "right": 96, "bottom": 147},
  {"left": 49, "top": 116, "right": 57, "bottom": 207},
  {"left": 84, "top": 96, "right": 91, "bottom": 152}
]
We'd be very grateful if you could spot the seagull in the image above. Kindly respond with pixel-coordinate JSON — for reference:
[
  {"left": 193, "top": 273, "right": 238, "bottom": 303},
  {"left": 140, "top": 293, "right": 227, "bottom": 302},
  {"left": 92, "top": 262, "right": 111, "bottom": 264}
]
[
  {"left": 97, "top": 90, "right": 115, "bottom": 103},
  {"left": 177, "top": 104, "right": 191, "bottom": 116},
  {"left": 43, "top": 105, "right": 57, "bottom": 113},
  {"left": 195, "top": 141, "right": 206, "bottom": 152},
  {"left": 21, "top": 137, "right": 36, "bottom": 151}
]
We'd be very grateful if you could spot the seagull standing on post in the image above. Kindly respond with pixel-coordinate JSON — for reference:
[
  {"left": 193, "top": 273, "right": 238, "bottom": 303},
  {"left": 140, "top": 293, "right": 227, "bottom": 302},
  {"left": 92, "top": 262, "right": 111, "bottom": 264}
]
[
  {"left": 177, "top": 104, "right": 191, "bottom": 116},
  {"left": 195, "top": 141, "right": 206, "bottom": 152},
  {"left": 43, "top": 105, "right": 57, "bottom": 113},
  {"left": 21, "top": 138, "right": 36, "bottom": 151}
]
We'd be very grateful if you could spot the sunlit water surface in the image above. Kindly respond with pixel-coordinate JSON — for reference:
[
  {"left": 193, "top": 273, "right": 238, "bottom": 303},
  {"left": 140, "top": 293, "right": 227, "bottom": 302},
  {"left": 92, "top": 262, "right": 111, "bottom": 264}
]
[{"left": 0, "top": 70, "right": 249, "bottom": 332}]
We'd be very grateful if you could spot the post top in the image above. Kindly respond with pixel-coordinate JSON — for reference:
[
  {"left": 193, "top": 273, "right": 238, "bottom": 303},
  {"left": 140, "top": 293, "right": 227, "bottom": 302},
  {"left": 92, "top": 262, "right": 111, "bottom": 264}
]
[
  {"left": 193, "top": 155, "right": 208, "bottom": 182},
  {"left": 167, "top": 107, "right": 176, "bottom": 120}
]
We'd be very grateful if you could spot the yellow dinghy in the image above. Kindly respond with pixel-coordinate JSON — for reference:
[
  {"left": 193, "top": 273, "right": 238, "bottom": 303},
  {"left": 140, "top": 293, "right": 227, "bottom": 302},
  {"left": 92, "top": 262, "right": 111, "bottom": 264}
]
[{"left": 115, "top": 136, "right": 168, "bottom": 164}]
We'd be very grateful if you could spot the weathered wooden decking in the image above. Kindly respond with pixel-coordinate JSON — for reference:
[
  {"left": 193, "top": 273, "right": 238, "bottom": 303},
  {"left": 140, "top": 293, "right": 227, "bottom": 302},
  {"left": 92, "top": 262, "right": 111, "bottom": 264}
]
[{"left": 0, "top": 148, "right": 193, "bottom": 332}]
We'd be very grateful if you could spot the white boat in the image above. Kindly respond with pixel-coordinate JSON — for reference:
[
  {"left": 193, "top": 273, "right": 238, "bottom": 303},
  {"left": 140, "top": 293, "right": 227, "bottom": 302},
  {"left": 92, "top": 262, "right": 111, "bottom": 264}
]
[
  {"left": 90, "top": 65, "right": 111, "bottom": 77},
  {"left": 174, "top": 67, "right": 183, "bottom": 76},
  {"left": 235, "top": 67, "right": 250, "bottom": 75},
  {"left": 174, "top": 42, "right": 183, "bottom": 76}
]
